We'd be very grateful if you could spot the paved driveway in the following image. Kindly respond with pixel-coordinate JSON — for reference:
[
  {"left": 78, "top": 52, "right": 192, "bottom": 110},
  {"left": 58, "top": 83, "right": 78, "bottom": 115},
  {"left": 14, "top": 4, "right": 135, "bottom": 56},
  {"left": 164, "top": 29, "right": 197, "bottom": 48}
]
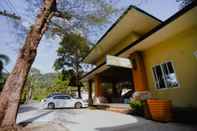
[{"left": 17, "top": 103, "right": 197, "bottom": 131}]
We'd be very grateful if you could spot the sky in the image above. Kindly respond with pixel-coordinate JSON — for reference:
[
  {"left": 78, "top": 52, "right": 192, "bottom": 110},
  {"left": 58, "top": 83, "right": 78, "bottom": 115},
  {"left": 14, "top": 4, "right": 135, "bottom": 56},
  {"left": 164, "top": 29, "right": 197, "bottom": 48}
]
[{"left": 0, "top": 0, "right": 180, "bottom": 74}]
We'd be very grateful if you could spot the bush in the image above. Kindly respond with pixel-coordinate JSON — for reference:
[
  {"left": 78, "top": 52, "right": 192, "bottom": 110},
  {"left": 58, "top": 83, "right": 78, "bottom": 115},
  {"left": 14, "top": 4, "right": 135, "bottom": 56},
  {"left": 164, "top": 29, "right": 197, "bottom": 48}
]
[{"left": 129, "top": 100, "right": 144, "bottom": 116}]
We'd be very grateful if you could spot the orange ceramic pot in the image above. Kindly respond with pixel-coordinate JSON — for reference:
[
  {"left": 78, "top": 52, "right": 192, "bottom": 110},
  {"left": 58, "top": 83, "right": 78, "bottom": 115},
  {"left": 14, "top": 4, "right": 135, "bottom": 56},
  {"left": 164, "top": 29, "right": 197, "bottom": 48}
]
[{"left": 147, "top": 99, "right": 172, "bottom": 122}]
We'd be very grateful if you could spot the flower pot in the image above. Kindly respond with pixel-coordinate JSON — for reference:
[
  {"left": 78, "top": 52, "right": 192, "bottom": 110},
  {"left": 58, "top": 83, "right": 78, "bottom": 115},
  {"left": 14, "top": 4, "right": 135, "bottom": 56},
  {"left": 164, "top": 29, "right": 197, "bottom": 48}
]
[{"left": 147, "top": 99, "right": 172, "bottom": 122}]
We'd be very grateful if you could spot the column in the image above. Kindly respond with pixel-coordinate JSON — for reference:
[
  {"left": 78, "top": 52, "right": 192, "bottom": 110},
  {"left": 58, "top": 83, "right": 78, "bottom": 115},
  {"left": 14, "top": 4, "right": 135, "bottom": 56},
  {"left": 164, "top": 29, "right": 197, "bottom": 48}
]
[
  {"left": 95, "top": 74, "right": 102, "bottom": 97},
  {"left": 88, "top": 80, "right": 93, "bottom": 105},
  {"left": 130, "top": 51, "right": 148, "bottom": 91}
]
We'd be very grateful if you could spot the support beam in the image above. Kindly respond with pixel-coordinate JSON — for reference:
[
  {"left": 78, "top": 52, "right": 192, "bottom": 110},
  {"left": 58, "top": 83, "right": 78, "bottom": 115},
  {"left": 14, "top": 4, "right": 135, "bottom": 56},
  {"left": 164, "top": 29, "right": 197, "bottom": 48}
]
[
  {"left": 88, "top": 80, "right": 93, "bottom": 105},
  {"left": 130, "top": 52, "right": 148, "bottom": 91},
  {"left": 95, "top": 74, "right": 102, "bottom": 97}
]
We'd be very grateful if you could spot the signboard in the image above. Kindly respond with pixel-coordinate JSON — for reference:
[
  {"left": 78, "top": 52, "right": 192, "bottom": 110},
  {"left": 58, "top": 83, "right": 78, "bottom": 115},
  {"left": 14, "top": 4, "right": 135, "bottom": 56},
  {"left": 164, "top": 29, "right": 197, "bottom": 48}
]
[{"left": 106, "top": 55, "right": 132, "bottom": 69}]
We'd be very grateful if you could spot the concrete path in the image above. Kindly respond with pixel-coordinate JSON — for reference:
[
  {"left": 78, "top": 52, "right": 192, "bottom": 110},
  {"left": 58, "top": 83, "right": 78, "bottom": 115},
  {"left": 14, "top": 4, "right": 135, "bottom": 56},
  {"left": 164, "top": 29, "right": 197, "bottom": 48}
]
[{"left": 17, "top": 103, "right": 197, "bottom": 131}]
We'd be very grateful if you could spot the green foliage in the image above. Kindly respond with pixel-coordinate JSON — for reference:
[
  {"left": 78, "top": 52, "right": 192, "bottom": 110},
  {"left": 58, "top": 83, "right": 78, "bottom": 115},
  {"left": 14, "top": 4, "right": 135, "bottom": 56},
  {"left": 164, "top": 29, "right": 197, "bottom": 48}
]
[
  {"left": 54, "top": 33, "right": 90, "bottom": 97},
  {"left": 0, "top": 54, "right": 10, "bottom": 91},
  {"left": 22, "top": 68, "right": 67, "bottom": 101},
  {"left": 129, "top": 100, "right": 145, "bottom": 116},
  {"left": 43, "top": 0, "right": 118, "bottom": 39},
  {"left": 49, "top": 78, "right": 69, "bottom": 93},
  {"left": 32, "top": 87, "right": 49, "bottom": 101},
  {"left": 0, "top": 76, "right": 5, "bottom": 92},
  {"left": 0, "top": 54, "right": 9, "bottom": 75},
  {"left": 21, "top": 67, "right": 81, "bottom": 101},
  {"left": 129, "top": 100, "right": 144, "bottom": 111},
  {"left": 20, "top": 87, "right": 28, "bottom": 104},
  {"left": 54, "top": 33, "right": 90, "bottom": 71}
]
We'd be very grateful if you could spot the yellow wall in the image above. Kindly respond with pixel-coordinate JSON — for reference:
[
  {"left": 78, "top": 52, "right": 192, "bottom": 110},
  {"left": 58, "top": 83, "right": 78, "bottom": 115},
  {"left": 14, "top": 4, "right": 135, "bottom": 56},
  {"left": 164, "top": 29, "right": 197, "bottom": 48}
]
[{"left": 143, "top": 26, "right": 197, "bottom": 107}]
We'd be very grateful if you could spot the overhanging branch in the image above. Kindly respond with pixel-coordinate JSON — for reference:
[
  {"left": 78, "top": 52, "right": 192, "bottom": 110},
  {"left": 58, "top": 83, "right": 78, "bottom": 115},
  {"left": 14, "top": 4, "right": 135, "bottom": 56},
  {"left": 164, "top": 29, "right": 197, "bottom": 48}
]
[
  {"left": 50, "top": 21, "right": 68, "bottom": 35},
  {"left": 0, "top": 10, "right": 21, "bottom": 20},
  {"left": 54, "top": 10, "right": 72, "bottom": 20}
]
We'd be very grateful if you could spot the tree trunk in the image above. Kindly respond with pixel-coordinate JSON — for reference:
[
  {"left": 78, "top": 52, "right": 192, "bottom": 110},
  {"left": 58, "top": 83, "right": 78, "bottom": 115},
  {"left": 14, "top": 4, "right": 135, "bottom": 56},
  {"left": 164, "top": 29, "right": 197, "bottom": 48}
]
[
  {"left": 28, "top": 86, "right": 32, "bottom": 102},
  {"left": 0, "top": 0, "right": 56, "bottom": 127},
  {"left": 75, "top": 52, "right": 81, "bottom": 98},
  {"left": 77, "top": 85, "right": 81, "bottom": 98},
  {"left": 25, "top": 85, "right": 32, "bottom": 104}
]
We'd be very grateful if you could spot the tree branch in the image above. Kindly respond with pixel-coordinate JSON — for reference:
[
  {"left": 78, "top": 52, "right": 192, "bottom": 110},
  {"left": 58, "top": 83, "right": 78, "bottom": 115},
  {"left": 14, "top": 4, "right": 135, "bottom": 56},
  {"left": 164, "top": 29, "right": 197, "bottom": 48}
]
[
  {"left": 0, "top": 10, "right": 21, "bottom": 20},
  {"left": 41, "top": 12, "right": 54, "bottom": 34},
  {"left": 49, "top": 21, "right": 69, "bottom": 35},
  {"left": 54, "top": 10, "right": 72, "bottom": 20}
]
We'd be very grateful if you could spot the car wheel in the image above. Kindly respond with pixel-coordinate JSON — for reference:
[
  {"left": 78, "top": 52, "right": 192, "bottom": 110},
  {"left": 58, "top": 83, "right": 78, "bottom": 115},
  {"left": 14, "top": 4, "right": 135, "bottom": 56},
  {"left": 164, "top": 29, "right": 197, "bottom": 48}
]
[
  {"left": 75, "top": 102, "right": 82, "bottom": 109},
  {"left": 48, "top": 103, "right": 55, "bottom": 109}
]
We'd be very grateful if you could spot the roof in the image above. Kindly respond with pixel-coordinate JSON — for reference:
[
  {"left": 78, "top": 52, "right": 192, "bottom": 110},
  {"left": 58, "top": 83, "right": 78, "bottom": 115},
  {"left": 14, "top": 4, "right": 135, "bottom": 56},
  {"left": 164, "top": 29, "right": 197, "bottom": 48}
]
[
  {"left": 83, "top": 5, "right": 162, "bottom": 64},
  {"left": 81, "top": 1, "right": 197, "bottom": 81}
]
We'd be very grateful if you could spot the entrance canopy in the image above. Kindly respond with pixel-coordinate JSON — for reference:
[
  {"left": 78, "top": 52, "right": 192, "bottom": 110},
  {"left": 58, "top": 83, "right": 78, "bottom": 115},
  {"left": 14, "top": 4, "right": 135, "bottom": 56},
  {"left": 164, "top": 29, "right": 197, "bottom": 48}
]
[
  {"left": 106, "top": 55, "right": 132, "bottom": 69},
  {"left": 99, "top": 67, "right": 132, "bottom": 83},
  {"left": 81, "top": 55, "right": 133, "bottom": 82}
]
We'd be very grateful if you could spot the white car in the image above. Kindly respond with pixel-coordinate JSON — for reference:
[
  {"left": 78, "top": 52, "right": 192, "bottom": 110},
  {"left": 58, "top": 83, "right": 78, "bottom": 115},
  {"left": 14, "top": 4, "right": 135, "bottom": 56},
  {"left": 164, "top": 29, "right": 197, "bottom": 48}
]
[{"left": 42, "top": 95, "right": 88, "bottom": 109}]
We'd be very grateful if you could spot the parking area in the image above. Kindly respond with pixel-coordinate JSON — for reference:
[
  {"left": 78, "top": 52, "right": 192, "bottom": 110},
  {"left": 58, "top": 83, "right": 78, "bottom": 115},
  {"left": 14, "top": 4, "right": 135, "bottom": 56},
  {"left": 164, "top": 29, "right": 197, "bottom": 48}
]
[{"left": 17, "top": 103, "right": 197, "bottom": 131}]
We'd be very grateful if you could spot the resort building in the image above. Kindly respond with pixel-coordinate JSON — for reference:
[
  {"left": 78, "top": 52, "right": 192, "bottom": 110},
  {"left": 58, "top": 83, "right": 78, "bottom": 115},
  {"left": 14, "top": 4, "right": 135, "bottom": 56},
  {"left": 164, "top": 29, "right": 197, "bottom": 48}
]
[{"left": 81, "top": 2, "right": 197, "bottom": 108}]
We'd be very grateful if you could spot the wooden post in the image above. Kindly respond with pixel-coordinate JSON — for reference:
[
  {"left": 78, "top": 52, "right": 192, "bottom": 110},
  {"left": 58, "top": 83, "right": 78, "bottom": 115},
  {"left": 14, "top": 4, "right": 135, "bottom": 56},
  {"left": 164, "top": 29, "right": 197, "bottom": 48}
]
[
  {"left": 95, "top": 75, "right": 102, "bottom": 97},
  {"left": 130, "top": 52, "right": 148, "bottom": 91},
  {"left": 88, "top": 80, "right": 93, "bottom": 105}
]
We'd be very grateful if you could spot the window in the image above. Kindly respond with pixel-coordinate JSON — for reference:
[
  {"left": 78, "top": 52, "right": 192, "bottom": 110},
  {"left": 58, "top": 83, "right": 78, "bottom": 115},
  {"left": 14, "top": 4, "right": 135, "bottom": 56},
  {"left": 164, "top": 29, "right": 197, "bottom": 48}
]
[
  {"left": 64, "top": 96, "right": 71, "bottom": 99},
  {"left": 53, "top": 95, "right": 71, "bottom": 99},
  {"left": 152, "top": 61, "right": 178, "bottom": 89}
]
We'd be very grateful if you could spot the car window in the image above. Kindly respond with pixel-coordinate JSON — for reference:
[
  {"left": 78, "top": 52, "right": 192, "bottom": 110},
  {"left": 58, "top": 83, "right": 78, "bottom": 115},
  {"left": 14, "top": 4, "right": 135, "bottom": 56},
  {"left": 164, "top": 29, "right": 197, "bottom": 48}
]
[
  {"left": 64, "top": 96, "right": 71, "bottom": 99},
  {"left": 53, "top": 95, "right": 71, "bottom": 100}
]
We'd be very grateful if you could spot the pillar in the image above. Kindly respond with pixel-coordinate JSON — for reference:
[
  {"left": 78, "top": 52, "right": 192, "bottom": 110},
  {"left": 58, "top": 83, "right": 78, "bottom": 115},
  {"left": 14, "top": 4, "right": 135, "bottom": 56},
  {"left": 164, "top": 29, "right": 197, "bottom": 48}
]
[
  {"left": 88, "top": 80, "right": 93, "bottom": 105},
  {"left": 94, "top": 74, "right": 107, "bottom": 104},
  {"left": 130, "top": 52, "right": 148, "bottom": 92},
  {"left": 130, "top": 52, "right": 151, "bottom": 118},
  {"left": 95, "top": 74, "right": 102, "bottom": 97}
]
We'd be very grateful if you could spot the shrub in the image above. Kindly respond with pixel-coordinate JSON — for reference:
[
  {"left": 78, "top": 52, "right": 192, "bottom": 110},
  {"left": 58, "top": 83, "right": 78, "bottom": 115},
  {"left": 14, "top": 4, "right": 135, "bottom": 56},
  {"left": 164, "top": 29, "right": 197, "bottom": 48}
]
[{"left": 129, "top": 100, "right": 144, "bottom": 116}]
